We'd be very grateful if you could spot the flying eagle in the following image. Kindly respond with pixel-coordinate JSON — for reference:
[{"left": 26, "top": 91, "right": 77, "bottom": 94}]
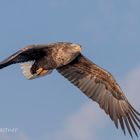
[{"left": 0, "top": 42, "right": 140, "bottom": 137}]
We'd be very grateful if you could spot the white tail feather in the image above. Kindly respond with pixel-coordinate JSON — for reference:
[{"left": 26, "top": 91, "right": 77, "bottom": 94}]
[
  {"left": 20, "top": 61, "right": 52, "bottom": 80},
  {"left": 20, "top": 61, "right": 35, "bottom": 80}
]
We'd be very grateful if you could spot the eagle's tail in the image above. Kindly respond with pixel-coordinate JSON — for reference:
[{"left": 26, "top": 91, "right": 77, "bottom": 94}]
[{"left": 20, "top": 62, "right": 52, "bottom": 80}]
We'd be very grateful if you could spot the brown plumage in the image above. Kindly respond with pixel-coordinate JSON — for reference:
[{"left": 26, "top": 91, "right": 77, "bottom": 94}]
[
  {"left": 57, "top": 53, "right": 140, "bottom": 137},
  {"left": 0, "top": 42, "right": 140, "bottom": 137}
]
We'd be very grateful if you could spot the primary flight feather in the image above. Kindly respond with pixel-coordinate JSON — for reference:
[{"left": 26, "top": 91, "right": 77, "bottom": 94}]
[{"left": 0, "top": 42, "right": 140, "bottom": 137}]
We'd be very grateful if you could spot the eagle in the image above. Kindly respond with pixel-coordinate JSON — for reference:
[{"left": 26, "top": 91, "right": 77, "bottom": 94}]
[{"left": 0, "top": 42, "right": 140, "bottom": 137}]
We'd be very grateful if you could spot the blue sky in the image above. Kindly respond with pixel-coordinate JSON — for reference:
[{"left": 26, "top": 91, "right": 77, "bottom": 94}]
[{"left": 0, "top": 0, "right": 140, "bottom": 140}]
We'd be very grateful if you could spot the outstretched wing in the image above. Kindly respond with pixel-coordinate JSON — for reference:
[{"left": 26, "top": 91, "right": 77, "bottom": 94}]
[
  {"left": 0, "top": 45, "right": 46, "bottom": 69},
  {"left": 57, "top": 54, "right": 140, "bottom": 137}
]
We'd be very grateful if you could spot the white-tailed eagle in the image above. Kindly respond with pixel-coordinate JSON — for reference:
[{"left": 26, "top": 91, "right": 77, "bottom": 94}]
[{"left": 0, "top": 42, "right": 140, "bottom": 137}]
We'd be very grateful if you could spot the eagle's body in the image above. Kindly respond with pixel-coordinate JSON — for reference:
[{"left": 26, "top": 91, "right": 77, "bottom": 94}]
[
  {"left": 0, "top": 42, "right": 140, "bottom": 137},
  {"left": 0, "top": 42, "right": 81, "bottom": 79}
]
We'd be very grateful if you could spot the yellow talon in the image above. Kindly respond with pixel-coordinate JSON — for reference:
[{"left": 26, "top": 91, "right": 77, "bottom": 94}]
[
  {"left": 36, "top": 68, "right": 43, "bottom": 74},
  {"left": 36, "top": 68, "right": 48, "bottom": 76},
  {"left": 40, "top": 70, "right": 48, "bottom": 75}
]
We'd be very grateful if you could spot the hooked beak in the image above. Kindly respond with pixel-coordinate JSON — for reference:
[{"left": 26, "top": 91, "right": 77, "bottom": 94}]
[{"left": 71, "top": 43, "right": 82, "bottom": 52}]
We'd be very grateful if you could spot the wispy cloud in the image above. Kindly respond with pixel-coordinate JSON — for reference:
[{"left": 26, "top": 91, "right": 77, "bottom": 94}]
[
  {"left": 123, "top": 66, "right": 140, "bottom": 108},
  {"left": 45, "top": 101, "right": 106, "bottom": 140}
]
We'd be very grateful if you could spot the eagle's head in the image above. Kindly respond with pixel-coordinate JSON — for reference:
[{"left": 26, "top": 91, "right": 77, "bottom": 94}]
[
  {"left": 55, "top": 43, "right": 82, "bottom": 66},
  {"left": 63, "top": 43, "right": 81, "bottom": 61},
  {"left": 69, "top": 43, "right": 82, "bottom": 52},
  {"left": 62, "top": 43, "right": 81, "bottom": 55}
]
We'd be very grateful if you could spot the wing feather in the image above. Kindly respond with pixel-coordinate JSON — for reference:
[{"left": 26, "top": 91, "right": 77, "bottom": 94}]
[
  {"left": 0, "top": 45, "right": 46, "bottom": 69},
  {"left": 57, "top": 54, "right": 140, "bottom": 137}
]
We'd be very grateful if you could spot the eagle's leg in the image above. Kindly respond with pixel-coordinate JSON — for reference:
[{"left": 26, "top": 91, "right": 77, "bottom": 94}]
[{"left": 36, "top": 68, "right": 49, "bottom": 76}]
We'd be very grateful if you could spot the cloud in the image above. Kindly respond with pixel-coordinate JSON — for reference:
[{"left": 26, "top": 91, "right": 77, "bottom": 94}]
[
  {"left": 44, "top": 101, "right": 108, "bottom": 140},
  {"left": 123, "top": 66, "right": 140, "bottom": 108},
  {"left": 45, "top": 65, "right": 140, "bottom": 140}
]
